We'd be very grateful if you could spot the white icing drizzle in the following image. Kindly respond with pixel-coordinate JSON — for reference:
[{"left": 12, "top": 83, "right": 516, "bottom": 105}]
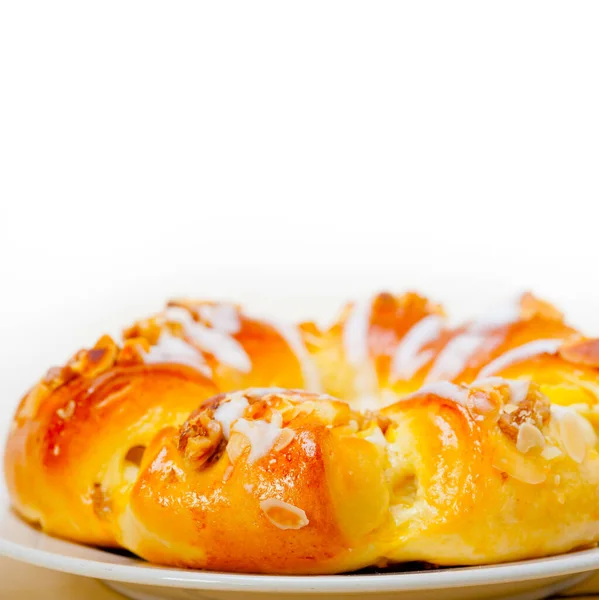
[
  {"left": 390, "top": 315, "right": 445, "bottom": 381},
  {"left": 245, "top": 386, "right": 286, "bottom": 397},
  {"left": 468, "top": 297, "right": 523, "bottom": 332},
  {"left": 426, "top": 333, "right": 488, "bottom": 382},
  {"left": 266, "top": 320, "right": 322, "bottom": 392},
  {"left": 421, "top": 296, "right": 524, "bottom": 384},
  {"left": 401, "top": 381, "right": 470, "bottom": 406},
  {"left": 165, "top": 306, "right": 252, "bottom": 373},
  {"left": 197, "top": 303, "right": 241, "bottom": 334},
  {"left": 189, "top": 325, "right": 252, "bottom": 373},
  {"left": 145, "top": 332, "right": 212, "bottom": 377},
  {"left": 342, "top": 298, "right": 373, "bottom": 366},
  {"left": 214, "top": 393, "right": 249, "bottom": 439},
  {"left": 164, "top": 306, "right": 198, "bottom": 329},
  {"left": 477, "top": 339, "right": 564, "bottom": 378},
  {"left": 342, "top": 297, "right": 379, "bottom": 398},
  {"left": 232, "top": 417, "right": 284, "bottom": 463},
  {"left": 470, "top": 377, "right": 530, "bottom": 405}
]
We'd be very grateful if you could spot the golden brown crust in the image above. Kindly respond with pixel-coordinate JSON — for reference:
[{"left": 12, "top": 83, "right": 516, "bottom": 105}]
[
  {"left": 119, "top": 389, "right": 390, "bottom": 573},
  {"left": 5, "top": 342, "right": 219, "bottom": 545}
]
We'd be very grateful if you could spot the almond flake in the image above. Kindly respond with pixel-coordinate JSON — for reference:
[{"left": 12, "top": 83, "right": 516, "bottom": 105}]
[
  {"left": 259, "top": 498, "right": 309, "bottom": 530},
  {"left": 222, "top": 465, "right": 234, "bottom": 482},
  {"left": 226, "top": 432, "right": 249, "bottom": 463},
  {"left": 274, "top": 429, "right": 296, "bottom": 452},
  {"left": 516, "top": 422, "right": 546, "bottom": 454},
  {"left": 557, "top": 411, "right": 588, "bottom": 463},
  {"left": 541, "top": 446, "right": 562, "bottom": 460},
  {"left": 492, "top": 456, "right": 546, "bottom": 484}
]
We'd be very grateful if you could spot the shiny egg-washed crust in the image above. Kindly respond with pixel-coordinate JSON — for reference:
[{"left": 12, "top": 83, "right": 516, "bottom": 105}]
[
  {"left": 5, "top": 302, "right": 311, "bottom": 547},
  {"left": 5, "top": 292, "right": 599, "bottom": 572},
  {"left": 305, "top": 291, "right": 599, "bottom": 415},
  {"left": 119, "top": 385, "right": 599, "bottom": 572}
]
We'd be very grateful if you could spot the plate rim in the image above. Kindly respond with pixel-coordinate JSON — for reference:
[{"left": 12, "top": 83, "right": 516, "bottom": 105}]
[{"left": 2, "top": 505, "right": 599, "bottom": 594}]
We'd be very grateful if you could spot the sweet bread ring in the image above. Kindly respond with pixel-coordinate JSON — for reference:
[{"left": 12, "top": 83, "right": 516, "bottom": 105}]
[{"left": 5, "top": 291, "right": 599, "bottom": 574}]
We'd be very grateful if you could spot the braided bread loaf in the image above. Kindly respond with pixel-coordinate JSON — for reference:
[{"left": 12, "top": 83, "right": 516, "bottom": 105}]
[{"left": 5, "top": 293, "right": 599, "bottom": 573}]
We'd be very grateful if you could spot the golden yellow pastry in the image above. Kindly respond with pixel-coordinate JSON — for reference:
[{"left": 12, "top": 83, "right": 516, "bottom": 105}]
[{"left": 5, "top": 291, "right": 599, "bottom": 573}]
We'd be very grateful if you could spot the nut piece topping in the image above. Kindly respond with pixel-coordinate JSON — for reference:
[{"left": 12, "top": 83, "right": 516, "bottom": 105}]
[
  {"left": 178, "top": 410, "right": 224, "bottom": 468},
  {"left": 498, "top": 389, "right": 550, "bottom": 443},
  {"left": 259, "top": 498, "right": 309, "bottom": 530},
  {"left": 520, "top": 293, "right": 564, "bottom": 322},
  {"left": 68, "top": 335, "right": 119, "bottom": 379}
]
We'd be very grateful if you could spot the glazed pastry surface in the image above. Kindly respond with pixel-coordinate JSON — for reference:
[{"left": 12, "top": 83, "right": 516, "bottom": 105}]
[{"left": 5, "top": 292, "right": 599, "bottom": 573}]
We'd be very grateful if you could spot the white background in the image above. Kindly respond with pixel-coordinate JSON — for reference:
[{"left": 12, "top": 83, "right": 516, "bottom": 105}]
[{"left": 1, "top": 2, "right": 599, "bottom": 411}]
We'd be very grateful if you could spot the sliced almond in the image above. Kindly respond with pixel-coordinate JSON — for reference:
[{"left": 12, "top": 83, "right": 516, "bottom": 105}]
[
  {"left": 516, "top": 422, "right": 546, "bottom": 454},
  {"left": 541, "top": 445, "right": 563, "bottom": 460},
  {"left": 290, "top": 403, "right": 315, "bottom": 420},
  {"left": 226, "top": 432, "right": 249, "bottom": 463},
  {"left": 492, "top": 453, "right": 546, "bottom": 484},
  {"left": 222, "top": 465, "right": 234, "bottom": 482},
  {"left": 274, "top": 429, "right": 296, "bottom": 452},
  {"left": 259, "top": 498, "right": 309, "bottom": 530},
  {"left": 559, "top": 338, "right": 599, "bottom": 367},
  {"left": 557, "top": 411, "right": 588, "bottom": 463}
]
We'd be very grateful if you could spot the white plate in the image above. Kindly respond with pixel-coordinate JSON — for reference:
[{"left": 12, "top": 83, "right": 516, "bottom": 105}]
[{"left": 0, "top": 492, "right": 597, "bottom": 600}]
